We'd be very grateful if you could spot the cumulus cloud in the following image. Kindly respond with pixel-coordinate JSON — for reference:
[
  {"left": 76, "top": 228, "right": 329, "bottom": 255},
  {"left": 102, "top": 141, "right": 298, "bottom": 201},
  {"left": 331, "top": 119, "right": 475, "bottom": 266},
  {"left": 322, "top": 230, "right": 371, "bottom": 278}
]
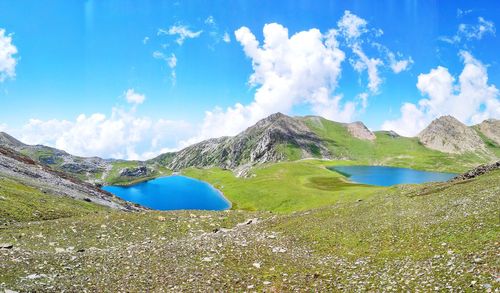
[
  {"left": 181, "top": 22, "right": 351, "bottom": 145},
  {"left": 0, "top": 123, "right": 8, "bottom": 132},
  {"left": 0, "top": 28, "right": 18, "bottom": 82},
  {"left": 18, "top": 107, "right": 192, "bottom": 160},
  {"left": 158, "top": 25, "right": 202, "bottom": 45},
  {"left": 382, "top": 51, "right": 500, "bottom": 136},
  {"left": 183, "top": 12, "right": 412, "bottom": 144},
  {"left": 125, "top": 89, "right": 145, "bottom": 105}
]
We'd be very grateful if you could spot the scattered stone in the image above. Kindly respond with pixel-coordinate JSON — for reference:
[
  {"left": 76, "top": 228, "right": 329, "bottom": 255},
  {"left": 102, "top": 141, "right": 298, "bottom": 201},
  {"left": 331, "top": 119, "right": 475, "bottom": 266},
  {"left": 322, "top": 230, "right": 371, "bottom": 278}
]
[
  {"left": 202, "top": 257, "right": 213, "bottom": 262},
  {"left": 263, "top": 281, "right": 271, "bottom": 285},
  {"left": 252, "top": 262, "right": 261, "bottom": 269},
  {"left": 0, "top": 243, "right": 13, "bottom": 249},
  {"left": 158, "top": 216, "right": 166, "bottom": 222}
]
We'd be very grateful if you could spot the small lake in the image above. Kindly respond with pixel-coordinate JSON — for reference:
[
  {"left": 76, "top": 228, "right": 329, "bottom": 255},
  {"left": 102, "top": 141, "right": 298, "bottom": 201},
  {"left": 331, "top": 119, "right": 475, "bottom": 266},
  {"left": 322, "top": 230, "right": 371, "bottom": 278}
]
[
  {"left": 330, "top": 166, "right": 456, "bottom": 186},
  {"left": 102, "top": 175, "right": 231, "bottom": 211}
]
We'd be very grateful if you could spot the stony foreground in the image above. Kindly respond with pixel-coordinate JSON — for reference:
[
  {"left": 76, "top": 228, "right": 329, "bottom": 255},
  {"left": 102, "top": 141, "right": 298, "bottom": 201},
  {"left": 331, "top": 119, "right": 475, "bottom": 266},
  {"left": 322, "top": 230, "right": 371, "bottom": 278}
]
[{"left": 1, "top": 170, "right": 499, "bottom": 292}]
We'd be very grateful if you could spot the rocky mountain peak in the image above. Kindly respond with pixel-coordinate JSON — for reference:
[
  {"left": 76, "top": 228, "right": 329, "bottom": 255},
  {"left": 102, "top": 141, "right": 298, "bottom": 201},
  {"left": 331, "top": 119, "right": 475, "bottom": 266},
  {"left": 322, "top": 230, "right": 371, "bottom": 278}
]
[
  {"left": 417, "top": 116, "right": 486, "bottom": 153},
  {"left": 343, "top": 121, "right": 376, "bottom": 141}
]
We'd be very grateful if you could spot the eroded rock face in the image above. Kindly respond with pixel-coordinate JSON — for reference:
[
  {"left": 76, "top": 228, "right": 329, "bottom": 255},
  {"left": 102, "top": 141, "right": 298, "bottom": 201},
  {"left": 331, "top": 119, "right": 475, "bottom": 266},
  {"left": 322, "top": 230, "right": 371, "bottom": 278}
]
[
  {"left": 475, "top": 119, "right": 500, "bottom": 145},
  {"left": 344, "top": 121, "right": 376, "bottom": 141},
  {"left": 417, "top": 116, "right": 486, "bottom": 154}
]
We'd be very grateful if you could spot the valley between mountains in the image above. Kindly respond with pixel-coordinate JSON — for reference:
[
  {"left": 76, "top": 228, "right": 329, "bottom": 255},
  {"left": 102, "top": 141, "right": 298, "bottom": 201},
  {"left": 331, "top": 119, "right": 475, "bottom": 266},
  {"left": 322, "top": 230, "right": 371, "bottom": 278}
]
[{"left": 0, "top": 113, "right": 499, "bottom": 291}]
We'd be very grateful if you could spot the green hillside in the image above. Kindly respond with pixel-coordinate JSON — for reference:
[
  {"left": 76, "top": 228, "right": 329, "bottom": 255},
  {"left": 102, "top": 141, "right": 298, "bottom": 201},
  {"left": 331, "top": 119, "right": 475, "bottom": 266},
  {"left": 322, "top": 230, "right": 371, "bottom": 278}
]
[{"left": 1, "top": 169, "right": 498, "bottom": 291}]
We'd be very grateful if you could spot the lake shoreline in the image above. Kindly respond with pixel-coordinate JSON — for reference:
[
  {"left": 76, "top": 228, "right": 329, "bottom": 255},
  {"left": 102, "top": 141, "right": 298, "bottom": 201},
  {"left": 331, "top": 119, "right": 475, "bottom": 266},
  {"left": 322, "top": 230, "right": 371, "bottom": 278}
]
[{"left": 102, "top": 174, "right": 232, "bottom": 211}]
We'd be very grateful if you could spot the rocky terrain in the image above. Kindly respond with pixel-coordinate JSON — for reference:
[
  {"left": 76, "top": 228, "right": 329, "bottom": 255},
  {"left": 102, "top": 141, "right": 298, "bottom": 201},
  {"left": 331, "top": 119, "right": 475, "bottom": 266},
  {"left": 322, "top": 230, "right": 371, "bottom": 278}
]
[
  {"left": 417, "top": 116, "right": 487, "bottom": 154},
  {"left": 450, "top": 160, "right": 500, "bottom": 181},
  {"left": 0, "top": 146, "right": 140, "bottom": 211}
]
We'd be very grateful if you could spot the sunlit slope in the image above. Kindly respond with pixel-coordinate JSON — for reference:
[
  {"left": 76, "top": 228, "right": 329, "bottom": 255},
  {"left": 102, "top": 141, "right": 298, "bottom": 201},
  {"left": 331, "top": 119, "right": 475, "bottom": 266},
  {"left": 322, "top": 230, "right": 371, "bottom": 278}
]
[{"left": 183, "top": 160, "right": 384, "bottom": 212}]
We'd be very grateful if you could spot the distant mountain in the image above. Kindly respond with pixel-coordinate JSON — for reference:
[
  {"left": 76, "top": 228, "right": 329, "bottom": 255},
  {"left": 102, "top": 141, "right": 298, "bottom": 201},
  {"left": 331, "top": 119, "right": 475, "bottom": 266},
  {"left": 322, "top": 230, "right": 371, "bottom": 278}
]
[{"left": 417, "top": 116, "right": 487, "bottom": 154}]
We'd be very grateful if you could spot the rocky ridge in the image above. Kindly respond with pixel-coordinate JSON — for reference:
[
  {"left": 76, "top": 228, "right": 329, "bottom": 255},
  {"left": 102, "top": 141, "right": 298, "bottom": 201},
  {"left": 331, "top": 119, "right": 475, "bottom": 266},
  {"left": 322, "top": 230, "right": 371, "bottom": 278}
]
[{"left": 164, "top": 113, "right": 331, "bottom": 175}]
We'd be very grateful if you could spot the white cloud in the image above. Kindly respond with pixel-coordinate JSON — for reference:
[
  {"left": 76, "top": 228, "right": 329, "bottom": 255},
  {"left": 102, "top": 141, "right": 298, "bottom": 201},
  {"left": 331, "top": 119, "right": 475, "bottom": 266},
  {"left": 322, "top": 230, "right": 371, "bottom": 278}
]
[
  {"left": 387, "top": 51, "right": 413, "bottom": 73},
  {"left": 143, "top": 36, "right": 149, "bottom": 44},
  {"left": 182, "top": 22, "right": 350, "bottom": 145},
  {"left": 382, "top": 51, "right": 500, "bottom": 136},
  {"left": 153, "top": 51, "right": 177, "bottom": 85},
  {"left": 441, "top": 16, "right": 495, "bottom": 44},
  {"left": 337, "top": 10, "right": 367, "bottom": 40},
  {"left": 125, "top": 89, "right": 145, "bottom": 105},
  {"left": 459, "top": 17, "right": 495, "bottom": 40},
  {"left": 17, "top": 106, "right": 192, "bottom": 160},
  {"left": 223, "top": 32, "right": 231, "bottom": 43},
  {"left": 351, "top": 44, "right": 383, "bottom": 94},
  {"left": 158, "top": 25, "right": 202, "bottom": 45},
  {"left": 0, "top": 28, "right": 18, "bottom": 82},
  {"left": 205, "top": 16, "right": 215, "bottom": 26}
]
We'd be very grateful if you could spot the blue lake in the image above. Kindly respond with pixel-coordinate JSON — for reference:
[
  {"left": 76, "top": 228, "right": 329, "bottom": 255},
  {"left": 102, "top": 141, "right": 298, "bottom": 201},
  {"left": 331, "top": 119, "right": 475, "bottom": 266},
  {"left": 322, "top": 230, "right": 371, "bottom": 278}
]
[
  {"left": 102, "top": 175, "right": 231, "bottom": 211},
  {"left": 330, "top": 166, "right": 456, "bottom": 186}
]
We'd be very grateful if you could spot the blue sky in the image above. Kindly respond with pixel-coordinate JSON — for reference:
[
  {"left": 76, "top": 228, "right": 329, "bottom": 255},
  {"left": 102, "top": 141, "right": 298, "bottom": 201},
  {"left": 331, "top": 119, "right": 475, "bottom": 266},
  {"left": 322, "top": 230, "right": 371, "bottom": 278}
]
[{"left": 0, "top": 0, "right": 499, "bottom": 159}]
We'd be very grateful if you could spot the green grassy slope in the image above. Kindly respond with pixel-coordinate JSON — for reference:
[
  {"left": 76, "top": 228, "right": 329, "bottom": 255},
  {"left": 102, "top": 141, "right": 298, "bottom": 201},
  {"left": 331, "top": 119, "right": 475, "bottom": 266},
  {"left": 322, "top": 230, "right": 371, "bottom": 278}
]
[
  {"left": 301, "top": 116, "right": 496, "bottom": 172},
  {"left": 0, "top": 177, "right": 107, "bottom": 224},
  {"left": 183, "top": 160, "right": 384, "bottom": 213},
  {"left": 1, "top": 170, "right": 498, "bottom": 291}
]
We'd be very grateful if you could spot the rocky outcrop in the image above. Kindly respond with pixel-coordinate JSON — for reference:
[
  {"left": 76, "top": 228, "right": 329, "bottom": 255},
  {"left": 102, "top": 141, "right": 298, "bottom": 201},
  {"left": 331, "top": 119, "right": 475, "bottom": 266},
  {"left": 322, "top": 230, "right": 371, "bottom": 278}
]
[
  {"left": 0, "top": 146, "right": 142, "bottom": 211},
  {"left": 475, "top": 119, "right": 500, "bottom": 145},
  {"left": 417, "top": 116, "right": 486, "bottom": 154},
  {"left": 164, "top": 113, "right": 330, "bottom": 173},
  {"left": 119, "top": 166, "right": 149, "bottom": 177},
  {"left": 343, "top": 121, "right": 376, "bottom": 140},
  {"left": 450, "top": 161, "right": 500, "bottom": 181}
]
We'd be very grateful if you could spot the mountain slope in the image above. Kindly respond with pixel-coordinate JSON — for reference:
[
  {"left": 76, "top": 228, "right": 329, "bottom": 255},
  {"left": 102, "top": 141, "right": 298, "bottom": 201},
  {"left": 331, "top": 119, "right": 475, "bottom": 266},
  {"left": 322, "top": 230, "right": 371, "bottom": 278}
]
[
  {"left": 474, "top": 118, "right": 500, "bottom": 146},
  {"left": 163, "top": 113, "right": 331, "bottom": 176},
  {"left": 417, "top": 116, "right": 487, "bottom": 154},
  {"left": 0, "top": 146, "right": 141, "bottom": 214}
]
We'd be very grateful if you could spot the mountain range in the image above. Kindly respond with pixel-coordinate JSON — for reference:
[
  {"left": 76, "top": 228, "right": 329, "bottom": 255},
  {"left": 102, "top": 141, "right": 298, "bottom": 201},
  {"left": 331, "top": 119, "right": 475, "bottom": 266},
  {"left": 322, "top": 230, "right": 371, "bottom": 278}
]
[{"left": 1, "top": 113, "right": 499, "bottom": 185}]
